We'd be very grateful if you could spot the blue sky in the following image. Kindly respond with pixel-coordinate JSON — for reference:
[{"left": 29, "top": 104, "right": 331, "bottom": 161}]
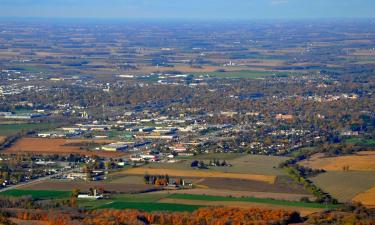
[{"left": 0, "top": 0, "right": 374, "bottom": 20}]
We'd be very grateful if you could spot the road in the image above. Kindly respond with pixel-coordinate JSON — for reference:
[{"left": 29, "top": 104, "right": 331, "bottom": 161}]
[{"left": 0, "top": 168, "right": 78, "bottom": 193}]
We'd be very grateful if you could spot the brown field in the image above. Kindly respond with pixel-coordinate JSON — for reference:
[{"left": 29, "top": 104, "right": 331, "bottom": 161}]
[
  {"left": 20, "top": 180, "right": 158, "bottom": 193},
  {"left": 118, "top": 167, "right": 276, "bottom": 183},
  {"left": 299, "top": 152, "right": 375, "bottom": 171},
  {"left": 199, "top": 177, "right": 308, "bottom": 195},
  {"left": 0, "top": 136, "right": 6, "bottom": 144},
  {"left": 158, "top": 198, "right": 321, "bottom": 216},
  {"left": 352, "top": 186, "right": 375, "bottom": 206},
  {"left": 3, "top": 138, "right": 126, "bottom": 157}
]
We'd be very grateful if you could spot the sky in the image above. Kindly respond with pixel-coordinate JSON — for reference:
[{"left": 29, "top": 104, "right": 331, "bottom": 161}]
[{"left": 0, "top": 0, "right": 374, "bottom": 20}]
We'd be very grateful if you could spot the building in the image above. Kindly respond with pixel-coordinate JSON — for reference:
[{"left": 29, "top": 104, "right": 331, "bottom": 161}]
[
  {"left": 102, "top": 142, "right": 128, "bottom": 152},
  {"left": 275, "top": 114, "right": 294, "bottom": 120}
]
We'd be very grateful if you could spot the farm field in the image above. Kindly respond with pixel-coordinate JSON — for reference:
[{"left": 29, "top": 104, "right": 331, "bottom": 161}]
[
  {"left": 117, "top": 167, "right": 276, "bottom": 183},
  {"left": 152, "top": 188, "right": 311, "bottom": 201},
  {"left": 299, "top": 151, "right": 375, "bottom": 171},
  {"left": 0, "top": 136, "right": 6, "bottom": 144},
  {"left": 352, "top": 186, "right": 375, "bottom": 207},
  {"left": 346, "top": 137, "right": 375, "bottom": 148},
  {"left": 199, "top": 176, "right": 308, "bottom": 194},
  {"left": 0, "top": 189, "right": 70, "bottom": 200},
  {"left": 0, "top": 123, "right": 59, "bottom": 136},
  {"left": 311, "top": 171, "right": 375, "bottom": 202},
  {"left": 3, "top": 137, "right": 126, "bottom": 157},
  {"left": 19, "top": 180, "right": 157, "bottom": 193},
  {"left": 79, "top": 192, "right": 330, "bottom": 216},
  {"left": 152, "top": 154, "right": 288, "bottom": 176},
  {"left": 99, "top": 202, "right": 202, "bottom": 212},
  {"left": 166, "top": 194, "right": 338, "bottom": 209}
]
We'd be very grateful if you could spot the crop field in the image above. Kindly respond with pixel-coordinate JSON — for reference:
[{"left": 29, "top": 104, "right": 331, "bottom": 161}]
[
  {"left": 299, "top": 151, "right": 375, "bottom": 171},
  {"left": 153, "top": 154, "right": 288, "bottom": 176},
  {"left": 0, "top": 123, "right": 58, "bottom": 136},
  {"left": 3, "top": 138, "right": 126, "bottom": 157},
  {"left": 199, "top": 176, "right": 308, "bottom": 195},
  {"left": 352, "top": 186, "right": 375, "bottom": 206},
  {"left": 311, "top": 171, "right": 375, "bottom": 202},
  {"left": 0, "top": 189, "right": 70, "bottom": 200},
  {"left": 0, "top": 136, "right": 6, "bottom": 144},
  {"left": 20, "top": 180, "right": 157, "bottom": 193},
  {"left": 346, "top": 137, "right": 375, "bottom": 148},
  {"left": 117, "top": 167, "right": 276, "bottom": 183},
  {"left": 79, "top": 192, "right": 330, "bottom": 215},
  {"left": 166, "top": 194, "right": 338, "bottom": 209},
  {"left": 100, "top": 202, "right": 202, "bottom": 212}
]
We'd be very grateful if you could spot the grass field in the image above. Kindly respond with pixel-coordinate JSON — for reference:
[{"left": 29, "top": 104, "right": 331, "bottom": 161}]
[
  {"left": 167, "top": 194, "right": 338, "bottom": 209},
  {"left": 0, "top": 189, "right": 70, "bottom": 200},
  {"left": 299, "top": 151, "right": 375, "bottom": 171},
  {"left": 100, "top": 202, "right": 202, "bottom": 212},
  {"left": 118, "top": 167, "right": 276, "bottom": 183},
  {"left": 311, "top": 171, "right": 375, "bottom": 202},
  {"left": 346, "top": 137, "right": 375, "bottom": 148},
  {"left": 0, "top": 123, "right": 59, "bottom": 136}
]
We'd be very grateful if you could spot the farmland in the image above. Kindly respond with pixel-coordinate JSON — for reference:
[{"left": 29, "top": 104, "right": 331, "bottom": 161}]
[
  {"left": 117, "top": 167, "right": 276, "bottom": 183},
  {"left": 353, "top": 186, "right": 375, "bottom": 206},
  {"left": 99, "top": 202, "right": 202, "bottom": 212},
  {"left": 3, "top": 137, "right": 126, "bottom": 157},
  {"left": 78, "top": 192, "right": 330, "bottom": 216},
  {"left": 311, "top": 171, "right": 375, "bottom": 202},
  {"left": 20, "top": 180, "right": 157, "bottom": 194},
  {"left": 0, "top": 123, "right": 59, "bottom": 136},
  {"left": 0, "top": 189, "right": 70, "bottom": 200},
  {"left": 299, "top": 151, "right": 375, "bottom": 171},
  {"left": 152, "top": 154, "right": 288, "bottom": 176},
  {"left": 166, "top": 194, "right": 338, "bottom": 209},
  {"left": 0, "top": 136, "right": 5, "bottom": 144}
]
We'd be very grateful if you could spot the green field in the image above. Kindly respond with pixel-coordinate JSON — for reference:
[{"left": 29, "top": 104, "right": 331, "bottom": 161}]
[
  {"left": 311, "top": 171, "right": 375, "bottom": 202},
  {"left": 79, "top": 193, "right": 201, "bottom": 212},
  {"left": 192, "top": 70, "right": 283, "bottom": 79},
  {"left": 0, "top": 189, "right": 71, "bottom": 200},
  {"left": 168, "top": 194, "right": 338, "bottom": 209},
  {"left": 100, "top": 201, "right": 202, "bottom": 212},
  {"left": 346, "top": 137, "right": 375, "bottom": 148},
  {"left": 0, "top": 123, "right": 59, "bottom": 136}
]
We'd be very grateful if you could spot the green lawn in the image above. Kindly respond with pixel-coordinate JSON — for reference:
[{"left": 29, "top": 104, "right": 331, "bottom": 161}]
[
  {"left": 99, "top": 201, "right": 202, "bottom": 212},
  {"left": 0, "top": 123, "right": 59, "bottom": 136},
  {"left": 168, "top": 194, "right": 339, "bottom": 209},
  {"left": 0, "top": 189, "right": 71, "bottom": 200}
]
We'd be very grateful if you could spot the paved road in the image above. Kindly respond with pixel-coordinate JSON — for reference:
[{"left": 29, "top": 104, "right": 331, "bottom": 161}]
[{"left": 0, "top": 168, "right": 77, "bottom": 193}]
